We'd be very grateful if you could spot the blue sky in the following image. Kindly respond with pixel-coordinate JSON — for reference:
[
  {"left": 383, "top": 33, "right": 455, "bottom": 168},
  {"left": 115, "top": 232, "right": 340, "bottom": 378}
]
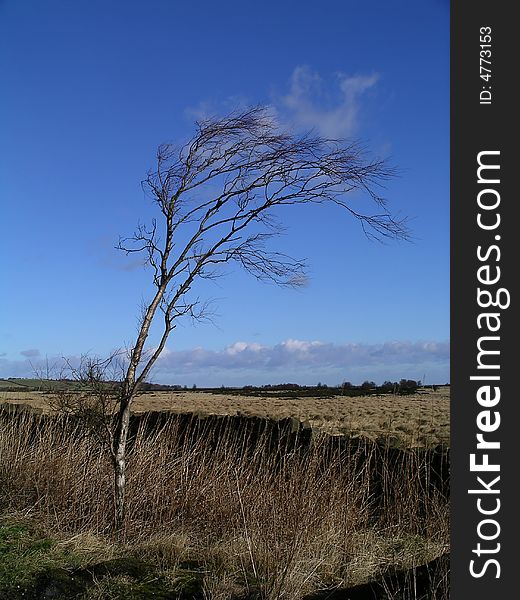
[{"left": 0, "top": 0, "right": 449, "bottom": 386}]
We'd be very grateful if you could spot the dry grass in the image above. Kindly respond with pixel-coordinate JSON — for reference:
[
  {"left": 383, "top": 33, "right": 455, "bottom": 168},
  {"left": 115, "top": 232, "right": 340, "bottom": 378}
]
[
  {"left": 0, "top": 408, "right": 449, "bottom": 599},
  {"left": 0, "top": 387, "right": 450, "bottom": 447}
]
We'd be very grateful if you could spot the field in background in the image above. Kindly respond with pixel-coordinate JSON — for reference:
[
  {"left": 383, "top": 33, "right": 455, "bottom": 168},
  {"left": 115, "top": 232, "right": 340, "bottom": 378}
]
[{"left": 0, "top": 387, "right": 450, "bottom": 447}]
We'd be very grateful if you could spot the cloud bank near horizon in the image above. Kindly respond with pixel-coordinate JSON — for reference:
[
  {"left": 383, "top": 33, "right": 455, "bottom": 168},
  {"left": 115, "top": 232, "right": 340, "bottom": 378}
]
[{"left": 1, "top": 339, "right": 449, "bottom": 387}]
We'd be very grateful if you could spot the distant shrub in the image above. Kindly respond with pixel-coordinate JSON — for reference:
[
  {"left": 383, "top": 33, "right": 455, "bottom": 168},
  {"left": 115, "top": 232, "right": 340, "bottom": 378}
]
[
  {"left": 381, "top": 381, "right": 398, "bottom": 393},
  {"left": 360, "top": 380, "right": 376, "bottom": 390},
  {"left": 398, "top": 379, "right": 420, "bottom": 394}
]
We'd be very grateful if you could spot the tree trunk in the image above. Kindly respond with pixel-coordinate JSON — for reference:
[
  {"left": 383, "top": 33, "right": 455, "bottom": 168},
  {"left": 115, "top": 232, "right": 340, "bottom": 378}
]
[
  {"left": 114, "top": 452, "right": 126, "bottom": 533},
  {"left": 113, "top": 396, "right": 132, "bottom": 534}
]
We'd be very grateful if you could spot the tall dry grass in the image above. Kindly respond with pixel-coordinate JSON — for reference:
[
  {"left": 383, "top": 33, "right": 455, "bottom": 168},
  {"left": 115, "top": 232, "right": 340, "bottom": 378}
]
[{"left": 0, "top": 409, "right": 449, "bottom": 599}]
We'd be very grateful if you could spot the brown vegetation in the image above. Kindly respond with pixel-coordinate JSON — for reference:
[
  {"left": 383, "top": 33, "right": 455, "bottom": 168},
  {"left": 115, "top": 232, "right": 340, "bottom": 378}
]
[
  {"left": 0, "top": 387, "right": 450, "bottom": 447},
  {"left": 0, "top": 406, "right": 449, "bottom": 598}
]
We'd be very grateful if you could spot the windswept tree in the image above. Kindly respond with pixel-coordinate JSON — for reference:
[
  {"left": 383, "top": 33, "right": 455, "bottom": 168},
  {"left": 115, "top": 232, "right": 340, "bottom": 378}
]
[{"left": 83, "top": 106, "right": 408, "bottom": 531}]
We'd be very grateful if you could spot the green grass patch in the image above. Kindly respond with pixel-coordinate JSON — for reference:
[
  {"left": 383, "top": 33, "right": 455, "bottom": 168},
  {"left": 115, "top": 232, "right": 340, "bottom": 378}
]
[
  {"left": 0, "top": 518, "right": 63, "bottom": 596},
  {"left": 0, "top": 517, "right": 206, "bottom": 600}
]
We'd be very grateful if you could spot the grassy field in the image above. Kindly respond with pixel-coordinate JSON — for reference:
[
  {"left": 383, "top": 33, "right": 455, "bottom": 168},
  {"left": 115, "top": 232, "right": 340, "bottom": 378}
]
[
  {"left": 0, "top": 388, "right": 450, "bottom": 598},
  {"left": 0, "top": 386, "right": 450, "bottom": 448},
  {"left": 0, "top": 409, "right": 449, "bottom": 599}
]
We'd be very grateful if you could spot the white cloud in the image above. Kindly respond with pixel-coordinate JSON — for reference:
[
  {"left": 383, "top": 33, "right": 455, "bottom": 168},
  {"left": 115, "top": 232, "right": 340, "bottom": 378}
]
[
  {"left": 226, "top": 341, "right": 265, "bottom": 355},
  {"left": 184, "top": 66, "right": 379, "bottom": 140},
  {"left": 279, "top": 66, "right": 379, "bottom": 138},
  {"left": 281, "top": 339, "right": 324, "bottom": 353}
]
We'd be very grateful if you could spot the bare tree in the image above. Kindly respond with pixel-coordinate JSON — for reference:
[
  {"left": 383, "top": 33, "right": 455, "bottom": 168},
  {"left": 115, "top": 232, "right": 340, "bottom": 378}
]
[{"left": 92, "top": 106, "right": 408, "bottom": 531}]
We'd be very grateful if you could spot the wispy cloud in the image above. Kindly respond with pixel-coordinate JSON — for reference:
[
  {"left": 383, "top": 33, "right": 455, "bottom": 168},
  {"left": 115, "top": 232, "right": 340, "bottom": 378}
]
[
  {"left": 20, "top": 348, "right": 40, "bottom": 358},
  {"left": 279, "top": 66, "right": 379, "bottom": 138},
  {"left": 184, "top": 66, "right": 379, "bottom": 140},
  {"left": 185, "top": 95, "right": 250, "bottom": 122}
]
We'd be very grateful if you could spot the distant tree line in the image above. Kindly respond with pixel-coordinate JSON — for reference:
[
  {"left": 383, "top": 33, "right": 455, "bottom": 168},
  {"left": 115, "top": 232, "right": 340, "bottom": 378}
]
[
  {"left": 211, "top": 379, "right": 438, "bottom": 398},
  {"left": 1, "top": 377, "right": 446, "bottom": 396}
]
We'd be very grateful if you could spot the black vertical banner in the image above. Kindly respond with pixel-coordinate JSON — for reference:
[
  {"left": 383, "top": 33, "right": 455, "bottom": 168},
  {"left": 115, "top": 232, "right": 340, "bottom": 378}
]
[{"left": 451, "top": 1, "right": 518, "bottom": 598}]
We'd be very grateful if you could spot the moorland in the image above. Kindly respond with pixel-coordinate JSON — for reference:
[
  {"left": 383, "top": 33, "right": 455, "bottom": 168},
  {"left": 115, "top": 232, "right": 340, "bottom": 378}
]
[{"left": 0, "top": 383, "right": 450, "bottom": 599}]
